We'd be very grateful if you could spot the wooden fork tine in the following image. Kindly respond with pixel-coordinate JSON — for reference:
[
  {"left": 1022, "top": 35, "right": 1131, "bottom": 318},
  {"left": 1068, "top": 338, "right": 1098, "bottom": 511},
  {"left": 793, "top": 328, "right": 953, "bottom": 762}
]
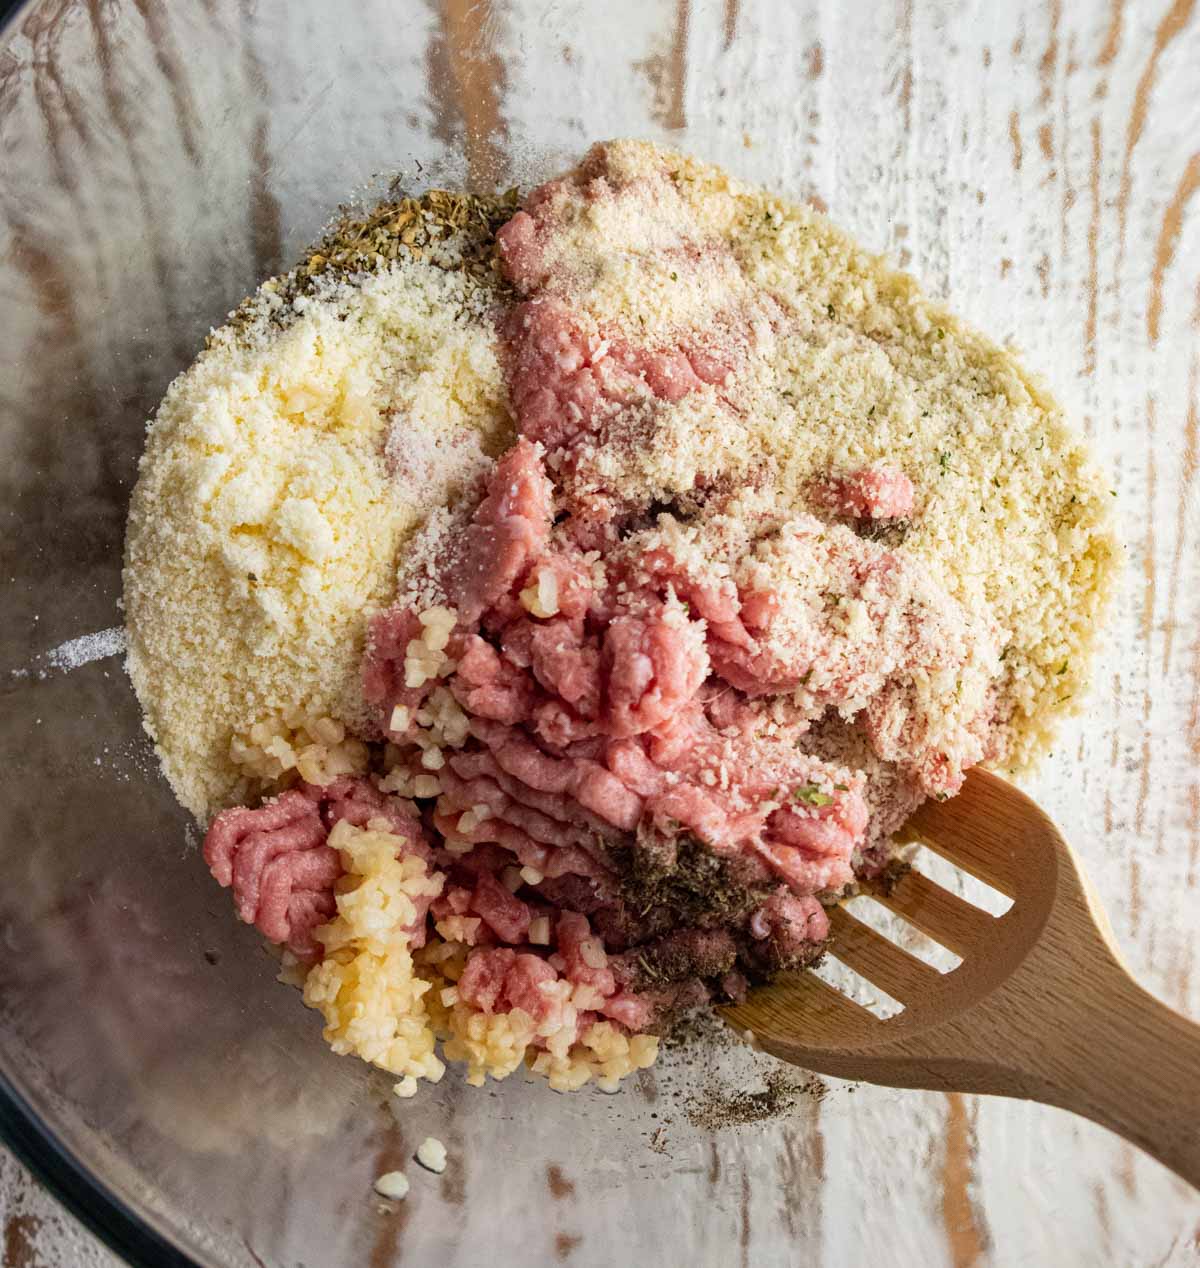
[
  {"left": 903, "top": 768, "right": 1033, "bottom": 897},
  {"left": 874, "top": 871, "right": 997, "bottom": 957},
  {"left": 826, "top": 905, "right": 942, "bottom": 1004},
  {"left": 723, "top": 962, "right": 878, "bottom": 1035},
  {"left": 902, "top": 822, "right": 1022, "bottom": 897}
]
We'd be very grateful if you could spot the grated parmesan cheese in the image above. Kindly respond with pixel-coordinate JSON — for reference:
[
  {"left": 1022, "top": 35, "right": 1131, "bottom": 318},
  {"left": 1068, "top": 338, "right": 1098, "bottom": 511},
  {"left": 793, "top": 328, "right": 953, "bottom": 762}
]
[{"left": 124, "top": 254, "right": 511, "bottom": 819}]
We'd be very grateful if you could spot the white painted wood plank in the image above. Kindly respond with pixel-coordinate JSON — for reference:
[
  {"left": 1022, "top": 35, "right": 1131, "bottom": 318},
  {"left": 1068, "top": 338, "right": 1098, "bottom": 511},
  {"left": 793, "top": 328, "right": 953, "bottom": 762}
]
[{"left": 1, "top": 0, "right": 1197, "bottom": 1264}]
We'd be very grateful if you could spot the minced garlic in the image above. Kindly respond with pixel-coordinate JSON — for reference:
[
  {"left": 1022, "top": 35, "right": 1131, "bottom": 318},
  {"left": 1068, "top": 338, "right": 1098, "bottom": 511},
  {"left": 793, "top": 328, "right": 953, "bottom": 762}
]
[{"left": 374, "top": 1171, "right": 410, "bottom": 1201}]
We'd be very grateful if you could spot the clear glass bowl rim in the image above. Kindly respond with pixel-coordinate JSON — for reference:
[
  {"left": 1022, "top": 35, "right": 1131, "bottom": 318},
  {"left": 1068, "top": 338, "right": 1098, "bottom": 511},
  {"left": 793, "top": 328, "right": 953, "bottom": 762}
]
[{"left": 0, "top": 2, "right": 194, "bottom": 1261}]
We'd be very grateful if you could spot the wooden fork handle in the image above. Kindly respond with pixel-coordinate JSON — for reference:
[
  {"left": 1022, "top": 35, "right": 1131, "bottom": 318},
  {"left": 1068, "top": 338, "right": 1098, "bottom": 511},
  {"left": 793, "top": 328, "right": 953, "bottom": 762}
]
[{"left": 1002, "top": 963, "right": 1200, "bottom": 1189}]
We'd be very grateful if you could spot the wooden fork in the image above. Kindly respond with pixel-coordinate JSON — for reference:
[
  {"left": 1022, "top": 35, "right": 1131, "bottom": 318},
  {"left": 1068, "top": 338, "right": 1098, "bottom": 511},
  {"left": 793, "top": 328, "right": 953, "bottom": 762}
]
[{"left": 722, "top": 769, "right": 1200, "bottom": 1187}]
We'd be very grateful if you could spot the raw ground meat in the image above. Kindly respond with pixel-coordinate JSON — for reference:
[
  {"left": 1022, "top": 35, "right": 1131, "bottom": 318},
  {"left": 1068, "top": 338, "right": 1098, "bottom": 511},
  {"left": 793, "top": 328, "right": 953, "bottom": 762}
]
[
  {"left": 499, "top": 297, "right": 732, "bottom": 453},
  {"left": 814, "top": 464, "right": 916, "bottom": 521},
  {"left": 203, "top": 141, "right": 1008, "bottom": 1080},
  {"left": 204, "top": 776, "right": 430, "bottom": 960}
]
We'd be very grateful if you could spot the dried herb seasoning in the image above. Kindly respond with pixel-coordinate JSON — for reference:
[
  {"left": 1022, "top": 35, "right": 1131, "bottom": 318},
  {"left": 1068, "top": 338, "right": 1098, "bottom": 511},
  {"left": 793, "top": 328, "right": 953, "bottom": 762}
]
[
  {"left": 616, "top": 827, "right": 773, "bottom": 929},
  {"left": 300, "top": 186, "right": 520, "bottom": 291},
  {"left": 218, "top": 186, "right": 520, "bottom": 345}
]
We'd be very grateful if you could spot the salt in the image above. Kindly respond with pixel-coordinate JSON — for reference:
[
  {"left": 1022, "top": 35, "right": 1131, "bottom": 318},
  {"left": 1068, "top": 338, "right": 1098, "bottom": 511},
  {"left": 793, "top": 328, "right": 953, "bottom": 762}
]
[{"left": 45, "top": 626, "right": 126, "bottom": 671}]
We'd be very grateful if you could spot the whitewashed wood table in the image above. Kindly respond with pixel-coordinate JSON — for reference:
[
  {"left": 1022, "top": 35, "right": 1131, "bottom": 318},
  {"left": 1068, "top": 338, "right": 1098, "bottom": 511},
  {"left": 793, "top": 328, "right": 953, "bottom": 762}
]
[{"left": 0, "top": 0, "right": 1197, "bottom": 1264}]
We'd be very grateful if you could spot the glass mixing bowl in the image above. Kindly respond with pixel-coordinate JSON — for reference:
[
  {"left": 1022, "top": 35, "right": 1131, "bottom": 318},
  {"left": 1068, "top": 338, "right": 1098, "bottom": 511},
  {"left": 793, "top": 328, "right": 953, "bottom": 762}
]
[{"left": 1, "top": 1, "right": 1196, "bottom": 1264}]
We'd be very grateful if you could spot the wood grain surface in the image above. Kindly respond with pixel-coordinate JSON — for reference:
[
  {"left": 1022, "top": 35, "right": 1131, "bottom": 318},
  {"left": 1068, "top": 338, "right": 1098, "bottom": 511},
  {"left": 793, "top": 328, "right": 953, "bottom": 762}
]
[{"left": 1, "top": 0, "right": 1198, "bottom": 1265}]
